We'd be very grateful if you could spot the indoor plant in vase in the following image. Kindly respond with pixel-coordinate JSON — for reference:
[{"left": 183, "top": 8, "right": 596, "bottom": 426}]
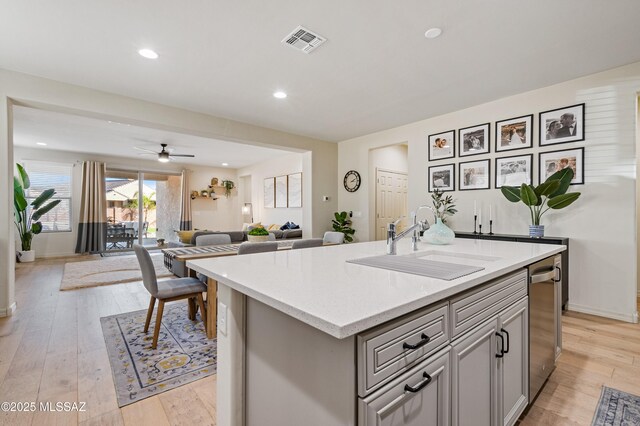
[
  {"left": 423, "top": 189, "right": 457, "bottom": 245},
  {"left": 14, "top": 163, "right": 61, "bottom": 262},
  {"left": 247, "top": 226, "right": 270, "bottom": 242},
  {"left": 221, "top": 180, "right": 235, "bottom": 198},
  {"left": 331, "top": 211, "right": 355, "bottom": 243},
  {"left": 500, "top": 168, "right": 581, "bottom": 238}
]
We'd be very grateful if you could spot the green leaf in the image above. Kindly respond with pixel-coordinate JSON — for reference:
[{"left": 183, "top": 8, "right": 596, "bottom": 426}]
[
  {"left": 535, "top": 180, "right": 560, "bottom": 197},
  {"left": 547, "top": 168, "right": 574, "bottom": 197},
  {"left": 500, "top": 186, "right": 521, "bottom": 202},
  {"left": 547, "top": 192, "right": 581, "bottom": 209},
  {"left": 32, "top": 200, "right": 61, "bottom": 221},
  {"left": 31, "top": 222, "right": 43, "bottom": 234},
  {"left": 16, "top": 163, "right": 30, "bottom": 189},
  {"left": 14, "top": 177, "right": 28, "bottom": 212},
  {"left": 31, "top": 188, "right": 56, "bottom": 210},
  {"left": 520, "top": 184, "right": 538, "bottom": 206}
]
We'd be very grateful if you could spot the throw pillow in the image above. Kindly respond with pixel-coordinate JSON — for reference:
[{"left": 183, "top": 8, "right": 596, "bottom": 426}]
[
  {"left": 280, "top": 222, "right": 291, "bottom": 231},
  {"left": 247, "top": 222, "right": 263, "bottom": 231},
  {"left": 268, "top": 224, "right": 280, "bottom": 231},
  {"left": 289, "top": 222, "right": 300, "bottom": 229}
]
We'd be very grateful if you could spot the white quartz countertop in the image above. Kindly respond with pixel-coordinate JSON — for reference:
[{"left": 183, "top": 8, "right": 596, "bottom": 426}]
[{"left": 187, "top": 238, "right": 564, "bottom": 339}]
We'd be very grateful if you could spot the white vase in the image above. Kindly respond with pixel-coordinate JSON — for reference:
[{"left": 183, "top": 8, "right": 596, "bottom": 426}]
[
  {"left": 423, "top": 218, "right": 455, "bottom": 245},
  {"left": 17, "top": 250, "right": 35, "bottom": 262},
  {"left": 529, "top": 225, "right": 545, "bottom": 238}
]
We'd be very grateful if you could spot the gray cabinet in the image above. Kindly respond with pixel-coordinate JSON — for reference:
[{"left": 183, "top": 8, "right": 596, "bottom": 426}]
[
  {"left": 451, "top": 297, "right": 529, "bottom": 426},
  {"left": 359, "top": 347, "right": 450, "bottom": 426}
]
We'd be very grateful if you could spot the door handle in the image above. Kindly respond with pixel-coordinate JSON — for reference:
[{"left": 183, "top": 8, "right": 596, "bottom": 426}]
[
  {"left": 554, "top": 266, "right": 562, "bottom": 282},
  {"left": 530, "top": 270, "right": 555, "bottom": 283},
  {"left": 501, "top": 328, "right": 510, "bottom": 354},
  {"left": 402, "top": 333, "right": 431, "bottom": 350},
  {"left": 404, "top": 371, "right": 432, "bottom": 393},
  {"left": 495, "top": 332, "right": 504, "bottom": 358}
]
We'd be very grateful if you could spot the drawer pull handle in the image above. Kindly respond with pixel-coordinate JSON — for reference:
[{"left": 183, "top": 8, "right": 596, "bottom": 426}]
[
  {"left": 404, "top": 372, "right": 432, "bottom": 393},
  {"left": 501, "top": 328, "right": 510, "bottom": 354},
  {"left": 402, "top": 333, "right": 431, "bottom": 350},
  {"left": 496, "top": 332, "right": 505, "bottom": 358}
]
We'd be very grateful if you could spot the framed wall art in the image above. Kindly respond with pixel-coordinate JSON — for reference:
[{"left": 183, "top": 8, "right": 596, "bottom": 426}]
[
  {"left": 539, "top": 103, "right": 585, "bottom": 146},
  {"left": 287, "top": 172, "right": 302, "bottom": 208},
  {"left": 495, "top": 114, "right": 533, "bottom": 152},
  {"left": 495, "top": 154, "right": 533, "bottom": 188},
  {"left": 275, "top": 175, "right": 288, "bottom": 208},
  {"left": 539, "top": 148, "right": 584, "bottom": 185},
  {"left": 459, "top": 159, "right": 490, "bottom": 190},
  {"left": 459, "top": 123, "right": 490, "bottom": 157},
  {"left": 428, "top": 130, "right": 455, "bottom": 161},
  {"left": 428, "top": 163, "right": 454, "bottom": 192},
  {"left": 263, "top": 177, "right": 275, "bottom": 208}
]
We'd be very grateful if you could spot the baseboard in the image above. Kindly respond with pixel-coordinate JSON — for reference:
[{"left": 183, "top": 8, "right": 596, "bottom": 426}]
[
  {"left": 0, "top": 302, "right": 17, "bottom": 317},
  {"left": 567, "top": 303, "right": 637, "bottom": 323}
]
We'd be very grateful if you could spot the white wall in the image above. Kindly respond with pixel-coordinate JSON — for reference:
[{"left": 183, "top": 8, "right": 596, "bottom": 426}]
[
  {"left": 189, "top": 168, "right": 242, "bottom": 231},
  {"left": 339, "top": 61, "right": 640, "bottom": 323},
  {"left": 0, "top": 68, "right": 337, "bottom": 316},
  {"left": 238, "top": 152, "right": 304, "bottom": 230}
]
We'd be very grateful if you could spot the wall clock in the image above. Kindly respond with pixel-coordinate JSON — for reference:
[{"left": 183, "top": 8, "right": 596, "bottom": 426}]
[{"left": 343, "top": 170, "right": 361, "bottom": 192}]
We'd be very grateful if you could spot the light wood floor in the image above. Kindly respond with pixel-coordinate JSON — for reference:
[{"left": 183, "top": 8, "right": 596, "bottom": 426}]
[{"left": 0, "top": 259, "right": 639, "bottom": 425}]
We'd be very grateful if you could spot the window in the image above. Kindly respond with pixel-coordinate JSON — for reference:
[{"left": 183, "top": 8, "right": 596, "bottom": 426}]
[{"left": 22, "top": 161, "right": 73, "bottom": 232}]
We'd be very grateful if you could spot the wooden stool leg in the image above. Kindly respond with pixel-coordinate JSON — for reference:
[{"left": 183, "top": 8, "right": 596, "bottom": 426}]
[
  {"left": 152, "top": 300, "right": 165, "bottom": 349},
  {"left": 188, "top": 297, "right": 196, "bottom": 320},
  {"left": 144, "top": 296, "right": 156, "bottom": 333},
  {"left": 196, "top": 293, "right": 207, "bottom": 332}
]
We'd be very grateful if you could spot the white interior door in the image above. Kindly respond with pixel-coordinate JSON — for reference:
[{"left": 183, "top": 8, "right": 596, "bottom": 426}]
[{"left": 375, "top": 169, "right": 408, "bottom": 240}]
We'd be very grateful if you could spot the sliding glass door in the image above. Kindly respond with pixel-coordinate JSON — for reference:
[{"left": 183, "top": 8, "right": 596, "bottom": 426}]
[{"left": 105, "top": 169, "right": 181, "bottom": 251}]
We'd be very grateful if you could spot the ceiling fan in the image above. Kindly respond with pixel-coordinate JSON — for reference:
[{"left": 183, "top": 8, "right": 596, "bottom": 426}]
[{"left": 134, "top": 143, "right": 195, "bottom": 163}]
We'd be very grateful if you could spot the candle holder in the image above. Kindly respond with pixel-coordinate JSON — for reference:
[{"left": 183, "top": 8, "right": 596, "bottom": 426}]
[
  {"left": 478, "top": 224, "right": 483, "bottom": 235},
  {"left": 489, "top": 220, "right": 494, "bottom": 235},
  {"left": 473, "top": 215, "right": 478, "bottom": 234}
]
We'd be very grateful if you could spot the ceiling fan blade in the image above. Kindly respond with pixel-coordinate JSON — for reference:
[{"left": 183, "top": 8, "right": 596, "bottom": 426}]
[
  {"left": 137, "top": 152, "right": 156, "bottom": 156},
  {"left": 169, "top": 153, "right": 195, "bottom": 158},
  {"left": 133, "top": 146, "right": 158, "bottom": 154}
]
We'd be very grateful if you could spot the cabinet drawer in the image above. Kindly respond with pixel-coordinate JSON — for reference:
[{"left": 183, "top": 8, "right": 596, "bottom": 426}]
[
  {"left": 357, "top": 302, "right": 449, "bottom": 397},
  {"left": 359, "top": 346, "right": 450, "bottom": 426},
  {"left": 450, "top": 269, "right": 527, "bottom": 339}
]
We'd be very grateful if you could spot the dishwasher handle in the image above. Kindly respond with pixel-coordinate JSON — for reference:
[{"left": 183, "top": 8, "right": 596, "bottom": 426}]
[{"left": 530, "top": 270, "right": 555, "bottom": 284}]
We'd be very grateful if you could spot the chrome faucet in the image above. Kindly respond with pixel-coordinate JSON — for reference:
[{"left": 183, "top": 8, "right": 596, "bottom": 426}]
[{"left": 386, "top": 207, "right": 434, "bottom": 255}]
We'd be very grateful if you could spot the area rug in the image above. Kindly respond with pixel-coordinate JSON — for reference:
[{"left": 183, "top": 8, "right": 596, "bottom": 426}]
[
  {"left": 60, "top": 252, "right": 173, "bottom": 290},
  {"left": 592, "top": 386, "right": 640, "bottom": 425},
  {"left": 101, "top": 303, "right": 216, "bottom": 407}
]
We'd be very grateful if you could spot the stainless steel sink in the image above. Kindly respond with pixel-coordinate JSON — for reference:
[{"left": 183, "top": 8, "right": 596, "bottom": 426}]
[{"left": 346, "top": 250, "right": 496, "bottom": 280}]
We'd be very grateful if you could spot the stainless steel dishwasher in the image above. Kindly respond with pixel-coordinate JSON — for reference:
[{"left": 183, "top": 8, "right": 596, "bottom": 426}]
[{"left": 528, "top": 254, "right": 561, "bottom": 400}]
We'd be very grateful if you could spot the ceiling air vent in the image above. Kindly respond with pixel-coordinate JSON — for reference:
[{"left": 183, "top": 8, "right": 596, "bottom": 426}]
[{"left": 281, "top": 26, "right": 326, "bottom": 54}]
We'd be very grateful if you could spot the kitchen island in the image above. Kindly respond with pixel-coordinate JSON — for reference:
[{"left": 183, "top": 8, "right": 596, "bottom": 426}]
[{"left": 188, "top": 237, "right": 565, "bottom": 426}]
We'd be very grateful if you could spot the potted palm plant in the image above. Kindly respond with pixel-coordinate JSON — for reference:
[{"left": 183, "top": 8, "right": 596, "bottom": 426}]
[
  {"left": 14, "top": 163, "right": 61, "bottom": 262},
  {"left": 331, "top": 211, "right": 355, "bottom": 243},
  {"left": 500, "top": 168, "right": 581, "bottom": 238}
]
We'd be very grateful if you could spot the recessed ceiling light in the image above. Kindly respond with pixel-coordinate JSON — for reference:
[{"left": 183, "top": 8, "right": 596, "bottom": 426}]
[
  {"left": 138, "top": 48, "right": 159, "bottom": 59},
  {"left": 36, "top": 142, "right": 47, "bottom": 146},
  {"left": 222, "top": 163, "right": 229, "bottom": 166},
  {"left": 273, "top": 91, "right": 287, "bottom": 99},
  {"left": 424, "top": 28, "right": 442, "bottom": 39}
]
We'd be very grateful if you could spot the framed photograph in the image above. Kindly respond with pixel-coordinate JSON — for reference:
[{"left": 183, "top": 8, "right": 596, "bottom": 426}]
[
  {"left": 539, "top": 148, "right": 584, "bottom": 185},
  {"left": 263, "top": 177, "right": 274, "bottom": 208},
  {"left": 428, "top": 130, "right": 455, "bottom": 161},
  {"left": 539, "top": 103, "right": 585, "bottom": 146},
  {"left": 428, "top": 163, "right": 454, "bottom": 192},
  {"left": 459, "top": 159, "right": 490, "bottom": 190},
  {"left": 495, "top": 114, "right": 533, "bottom": 152},
  {"left": 459, "top": 123, "right": 490, "bottom": 156},
  {"left": 275, "top": 175, "right": 288, "bottom": 208},
  {"left": 495, "top": 154, "right": 533, "bottom": 188},
  {"left": 287, "top": 172, "right": 302, "bottom": 208}
]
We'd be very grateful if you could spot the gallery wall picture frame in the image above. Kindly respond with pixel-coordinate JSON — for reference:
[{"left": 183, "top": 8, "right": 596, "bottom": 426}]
[
  {"left": 275, "top": 175, "right": 288, "bottom": 208},
  {"left": 539, "top": 103, "right": 585, "bottom": 146},
  {"left": 263, "top": 177, "right": 275, "bottom": 208},
  {"left": 459, "top": 123, "right": 490, "bottom": 157},
  {"left": 495, "top": 114, "right": 533, "bottom": 152},
  {"left": 287, "top": 172, "right": 302, "bottom": 208},
  {"left": 428, "top": 163, "right": 455, "bottom": 192},
  {"left": 459, "top": 159, "right": 490, "bottom": 190},
  {"left": 495, "top": 154, "right": 533, "bottom": 189},
  {"left": 538, "top": 147, "right": 584, "bottom": 185},
  {"left": 428, "top": 129, "right": 455, "bottom": 161}
]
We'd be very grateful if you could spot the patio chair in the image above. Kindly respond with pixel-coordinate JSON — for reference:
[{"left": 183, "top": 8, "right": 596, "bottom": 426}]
[{"left": 133, "top": 244, "right": 208, "bottom": 349}]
